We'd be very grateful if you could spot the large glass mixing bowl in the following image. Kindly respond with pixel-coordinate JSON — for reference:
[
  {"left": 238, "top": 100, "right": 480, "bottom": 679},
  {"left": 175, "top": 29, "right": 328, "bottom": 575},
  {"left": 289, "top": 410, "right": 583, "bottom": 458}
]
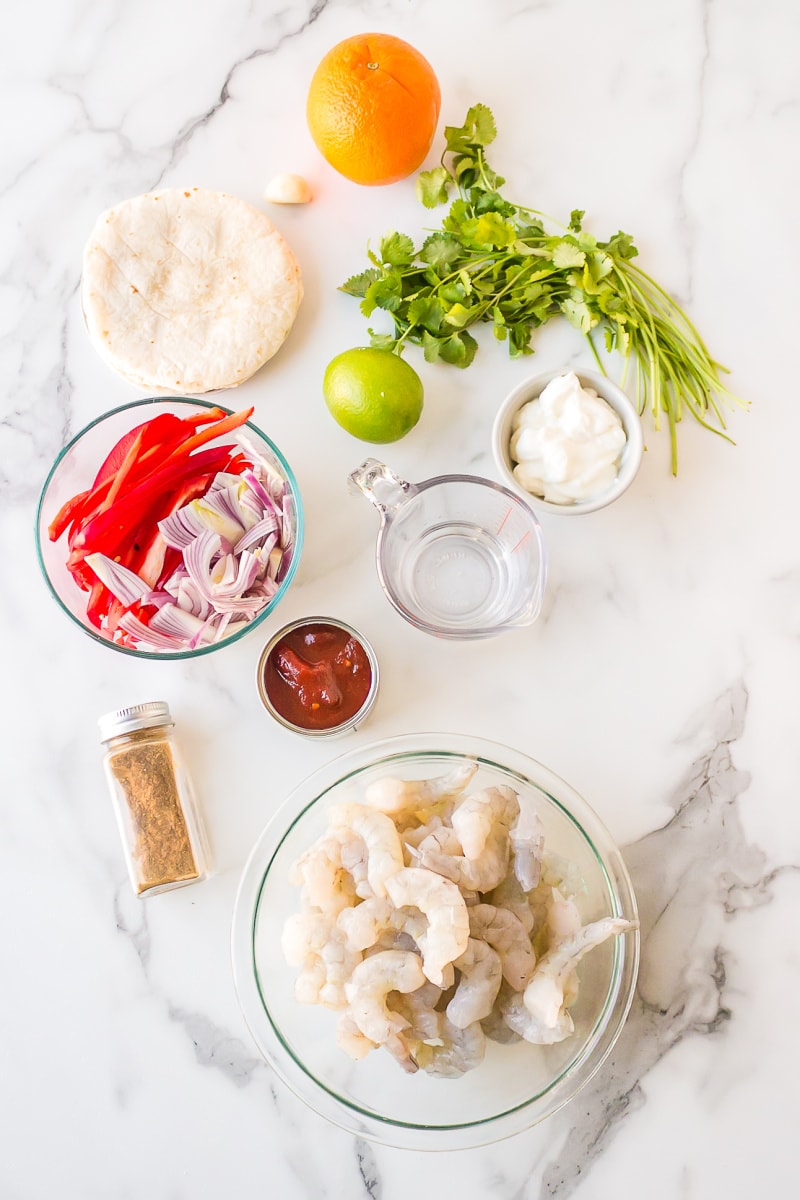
[{"left": 231, "top": 734, "right": 639, "bottom": 1150}]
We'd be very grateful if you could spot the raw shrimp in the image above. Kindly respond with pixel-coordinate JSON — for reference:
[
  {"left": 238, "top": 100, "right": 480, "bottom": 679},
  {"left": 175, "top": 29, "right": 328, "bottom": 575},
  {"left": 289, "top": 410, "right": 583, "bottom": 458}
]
[
  {"left": 282, "top": 910, "right": 361, "bottom": 1009},
  {"left": 288, "top": 833, "right": 357, "bottom": 916},
  {"left": 468, "top": 903, "right": 536, "bottom": 990},
  {"left": 328, "top": 802, "right": 405, "bottom": 898},
  {"left": 528, "top": 884, "right": 583, "bottom": 957},
  {"left": 338, "top": 836, "right": 372, "bottom": 900},
  {"left": 445, "top": 938, "right": 503, "bottom": 1029},
  {"left": 510, "top": 800, "right": 545, "bottom": 892},
  {"left": 503, "top": 916, "right": 636, "bottom": 1044},
  {"left": 336, "top": 1011, "right": 376, "bottom": 1061},
  {"left": 389, "top": 980, "right": 443, "bottom": 1043},
  {"left": 363, "top": 762, "right": 478, "bottom": 818},
  {"left": 481, "top": 985, "right": 522, "bottom": 1044},
  {"left": 384, "top": 867, "right": 470, "bottom": 987},
  {"left": 418, "top": 817, "right": 511, "bottom": 894},
  {"left": 337, "top": 896, "right": 426, "bottom": 952},
  {"left": 402, "top": 814, "right": 445, "bottom": 853},
  {"left": 451, "top": 786, "right": 519, "bottom": 859},
  {"left": 414, "top": 1016, "right": 486, "bottom": 1078},
  {"left": 545, "top": 887, "right": 584, "bottom": 940},
  {"left": 524, "top": 916, "right": 634, "bottom": 1027},
  {"left": 344, "top": 949, "right": 426, "bottom": 1072},
  {"left": 410, "top": 824, "right": 462, "bottom": 864},
  {"left": 486, "top": 872, "right": 535, "bottom": 934},
  {"left": 281, "top": 909, "right": 332, "bottom": 968}
]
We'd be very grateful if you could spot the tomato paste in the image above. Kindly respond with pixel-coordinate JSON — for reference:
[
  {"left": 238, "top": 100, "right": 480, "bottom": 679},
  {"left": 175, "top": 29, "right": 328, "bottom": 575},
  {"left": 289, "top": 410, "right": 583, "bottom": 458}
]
[{"left": 262, "top": 621, "right": 374, "bottom": 732}]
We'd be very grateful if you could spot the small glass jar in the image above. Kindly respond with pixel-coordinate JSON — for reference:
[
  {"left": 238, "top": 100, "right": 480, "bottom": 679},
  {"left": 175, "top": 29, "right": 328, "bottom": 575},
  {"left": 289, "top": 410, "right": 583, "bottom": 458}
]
[{"left": 98, "top": 701, "right": 210, "bottom": 897}]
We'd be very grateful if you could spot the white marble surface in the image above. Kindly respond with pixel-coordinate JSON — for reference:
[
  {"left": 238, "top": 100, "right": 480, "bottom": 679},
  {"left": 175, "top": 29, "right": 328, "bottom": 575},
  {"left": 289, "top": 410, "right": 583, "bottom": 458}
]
[{"left": 3, "top": 0, "right": 799, "bottom": 1194}]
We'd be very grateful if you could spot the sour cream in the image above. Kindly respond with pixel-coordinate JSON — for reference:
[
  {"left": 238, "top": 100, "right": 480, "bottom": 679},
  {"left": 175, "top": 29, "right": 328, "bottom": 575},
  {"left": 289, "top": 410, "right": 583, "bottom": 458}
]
[{"left": 509, "top": 372, "right": 626, "bottom": 504}]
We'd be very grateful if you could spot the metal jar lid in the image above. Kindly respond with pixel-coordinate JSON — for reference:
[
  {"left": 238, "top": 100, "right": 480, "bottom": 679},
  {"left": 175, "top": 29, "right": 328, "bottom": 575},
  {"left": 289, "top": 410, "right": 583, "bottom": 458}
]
[{"left": 98, "top": 701, "right": 174, "bottom": 742}]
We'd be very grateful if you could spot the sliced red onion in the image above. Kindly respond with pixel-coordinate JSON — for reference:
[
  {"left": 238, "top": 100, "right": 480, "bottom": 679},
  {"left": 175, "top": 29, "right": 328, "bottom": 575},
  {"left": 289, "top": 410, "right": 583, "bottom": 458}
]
[
  {"left": 86, "top": 553, "right": 150, "bottom": 607},
  {"left": 117, "top": 612, "right": 187, "bottom": 651},
  {"left": 234, "top": 516, "right": 278, "bottom": 554},
  {"left": 241, "top": 467, "right": 277, "bottom": 516},
  {"left": 159, "top": 505, "right": 210, "bottom": 550},
  {"left": 266, "top": 545, "right": 284, "bottom": 581},
  {"left": 275, "top": 547, "right": 293, "bottom": 584},
  {"left": 118, "top": 454, "right": 296, "bottom": 652},
  {"left": 150, "top": 603, "right": 215, "bottom": 645}
]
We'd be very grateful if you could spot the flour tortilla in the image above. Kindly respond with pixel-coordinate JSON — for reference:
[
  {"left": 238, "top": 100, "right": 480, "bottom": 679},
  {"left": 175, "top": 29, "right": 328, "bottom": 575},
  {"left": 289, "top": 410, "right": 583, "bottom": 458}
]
[{"left": 81, "top": 187, "right": 303, "bottom": 393}]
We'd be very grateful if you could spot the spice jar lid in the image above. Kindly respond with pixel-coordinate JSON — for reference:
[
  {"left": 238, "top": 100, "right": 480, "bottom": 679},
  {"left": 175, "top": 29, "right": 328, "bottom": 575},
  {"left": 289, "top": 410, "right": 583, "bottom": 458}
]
[{"left": 98, "top": 701, "right": 173, "bottom": 742}]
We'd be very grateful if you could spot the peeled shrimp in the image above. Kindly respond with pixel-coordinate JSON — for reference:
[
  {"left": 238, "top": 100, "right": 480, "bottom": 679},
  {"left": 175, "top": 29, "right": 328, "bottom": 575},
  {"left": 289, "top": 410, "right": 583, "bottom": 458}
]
[
  {"left": 486, "top": 872, "right": 535, "bottom": 934},
  {"left": 337, "top": 896, "right": 426, "bottom": 952},
  {"left": 525, "top": 916, "right": 634, "bottom": 1026},
  {"left": 363, "top": 762, "right": 478, "bottom": 817},
  {"left": 414, "top": 1016, "right": 486, "bottom": 1078},
  {"left": 445, "top": 938, "right": 503, "bottom": 1029},
  {"left": 402, "top": 814, "right": 445, "bottom": 853},
  {"left": 344, "top": 949, "right": 426, "bottom": 1072},
  {"left": 384, "top": 867, "right": 470, "bottom": 987},
  {"left": 451, "top": 786, "right": 519, "bottom": 860},
  {"left": 410, "top": 824, "right": 462, "bottom": 863},
  {"left": 336, "top": 1011, "right": 376, "bottom": 1061},
  {"left": 282, "top": 910, "right": 361, "bottom": 1009},
  {"left": 468, "top": 903, "right": 536, "bottom": 990},
  {"left": 389, "top": 980, "right": 443, "bottom": 1043},
  {"left": 328, "top": 803, "right": 404, "bottom": 898},
  {"left": 503, "top": 916, "right": 635, "bottom": 1044},
  {"left": 418, "top": 821, "right": 510, "bottom": 893},
  {"left": 510, "top": 800, "right": 545, "bottom": 892},
  {"left": 288, "top": 833, "right": 357, "bottom": 916},
  {"left": 481, "top": 986, "right": 522, "bottom": 1044}
]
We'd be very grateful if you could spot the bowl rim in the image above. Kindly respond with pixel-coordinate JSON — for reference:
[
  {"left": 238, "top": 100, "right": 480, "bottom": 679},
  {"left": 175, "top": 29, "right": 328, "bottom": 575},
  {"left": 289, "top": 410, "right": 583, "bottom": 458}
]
[
  {"left": 491, "top": 367, "right": 644, "bottom": 516},
  {"left": 230, "top": 732, "right": 640, "bottom": 1150},
  {"left": 35, "top": 395, "right": 304, "bottom": 660}
]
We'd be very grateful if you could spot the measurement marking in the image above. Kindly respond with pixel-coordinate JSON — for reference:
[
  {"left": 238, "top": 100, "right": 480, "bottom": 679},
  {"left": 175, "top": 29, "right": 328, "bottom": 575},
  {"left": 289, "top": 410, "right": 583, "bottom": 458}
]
[
  {"left": 511, "top": 530, "right": 531, "bottom": 553},
  {"left": 496, "top": 505, "right": 513, "bottom": 534}
]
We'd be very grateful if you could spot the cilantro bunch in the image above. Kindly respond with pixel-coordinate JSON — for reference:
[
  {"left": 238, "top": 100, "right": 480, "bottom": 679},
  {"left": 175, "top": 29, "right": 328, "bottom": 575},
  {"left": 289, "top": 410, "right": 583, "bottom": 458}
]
[{"left": 340, "top": 103, "right": 742, "bottom": 472}]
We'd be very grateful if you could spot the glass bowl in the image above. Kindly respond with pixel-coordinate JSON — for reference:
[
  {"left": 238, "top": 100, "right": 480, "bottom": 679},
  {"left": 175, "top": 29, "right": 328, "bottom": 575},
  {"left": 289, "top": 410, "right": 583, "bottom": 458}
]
[
  {"left": 231, "top": 734, "right": 639, "bottom": 1150},
  {"left": 35, "top": 397, "right": 303, "bottom": 659}
]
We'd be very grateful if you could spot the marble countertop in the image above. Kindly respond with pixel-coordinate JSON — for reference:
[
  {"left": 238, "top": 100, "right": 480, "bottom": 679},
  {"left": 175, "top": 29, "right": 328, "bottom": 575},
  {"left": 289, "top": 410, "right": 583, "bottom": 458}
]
[{"left": 4, "top": 0, "right": 798, "bottom": 1195}]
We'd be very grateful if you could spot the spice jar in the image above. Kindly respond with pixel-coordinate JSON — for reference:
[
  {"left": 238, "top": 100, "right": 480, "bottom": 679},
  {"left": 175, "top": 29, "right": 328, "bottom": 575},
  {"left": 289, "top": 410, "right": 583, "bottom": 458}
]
[{"left": 98, "top": 701, "right": 210, "bottom": 897}]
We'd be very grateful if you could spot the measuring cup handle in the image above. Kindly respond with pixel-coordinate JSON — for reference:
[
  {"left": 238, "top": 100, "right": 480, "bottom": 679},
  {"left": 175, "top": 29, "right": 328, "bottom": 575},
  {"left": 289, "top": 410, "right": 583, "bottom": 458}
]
[{"left": 348, "top": 459, "right": 417, "bottom": 515}]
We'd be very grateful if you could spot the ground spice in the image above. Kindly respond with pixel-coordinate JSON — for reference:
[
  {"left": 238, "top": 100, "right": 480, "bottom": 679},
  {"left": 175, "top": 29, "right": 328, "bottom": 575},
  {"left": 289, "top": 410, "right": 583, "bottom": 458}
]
[
  {"left": 107, "top": 734, "right": 199, "bottom": 893},
  {"left": 99, "top": 703, "right": 208, "bottom": 896}
]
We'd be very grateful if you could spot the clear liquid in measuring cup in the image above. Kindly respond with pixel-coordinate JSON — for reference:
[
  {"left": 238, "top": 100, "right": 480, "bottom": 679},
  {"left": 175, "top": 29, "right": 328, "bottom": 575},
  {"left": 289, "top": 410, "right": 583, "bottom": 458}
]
[
  {"left": 380, "top": 482, "right": 544, "bottom": 637},
  {"left": 402, "top": 519, "right": 528, "bottom": 628}
]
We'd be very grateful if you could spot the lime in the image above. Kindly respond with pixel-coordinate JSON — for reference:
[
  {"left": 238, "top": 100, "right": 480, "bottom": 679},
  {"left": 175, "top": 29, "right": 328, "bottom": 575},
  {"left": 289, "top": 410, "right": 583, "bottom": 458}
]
[{"left": 323, "top": 347, "right": 424, "bottom": 443}]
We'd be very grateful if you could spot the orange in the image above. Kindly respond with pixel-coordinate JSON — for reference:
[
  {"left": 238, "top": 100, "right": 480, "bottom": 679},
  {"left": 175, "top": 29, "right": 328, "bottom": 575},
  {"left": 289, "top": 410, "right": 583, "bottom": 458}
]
[{"left": 306, "top": 33, "right": 441, "bottom": 186}]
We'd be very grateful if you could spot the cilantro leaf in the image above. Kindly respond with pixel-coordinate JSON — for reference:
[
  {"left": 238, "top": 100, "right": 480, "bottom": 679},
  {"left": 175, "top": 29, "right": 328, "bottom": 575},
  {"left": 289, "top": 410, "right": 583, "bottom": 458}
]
[
  {"left": 420, "top": 232, "right": 462, "bottom": 273},
  {"left": 552, "top": 241, "right": 587, "bottom": 269},
  {"left": 340, "top": 268, "right": 380, "bottom": 298},
  {"left": 361, "top": 273, "right": 404, "bottom": 317},
  {"left": 379, "top": 232, "right": 416, "bottom": 267},
  {"left": 416, "top": 167, "right": 451, "bottom": 209},
  {"left": 406, "top": 295, "right": 445, "bottom": 335}
]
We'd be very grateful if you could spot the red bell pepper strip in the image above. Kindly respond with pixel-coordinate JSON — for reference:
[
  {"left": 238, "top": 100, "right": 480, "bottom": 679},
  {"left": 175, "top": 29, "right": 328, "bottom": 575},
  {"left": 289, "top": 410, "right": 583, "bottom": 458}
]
[
  {"left": 167, "top": 407, "right": 254, "bottom": 459},
  {"left": 69, "top": 443, "right": 237, "bottom": 561},
  {"left": 50, "top": 408, "right": 254, "bottom": 542}
]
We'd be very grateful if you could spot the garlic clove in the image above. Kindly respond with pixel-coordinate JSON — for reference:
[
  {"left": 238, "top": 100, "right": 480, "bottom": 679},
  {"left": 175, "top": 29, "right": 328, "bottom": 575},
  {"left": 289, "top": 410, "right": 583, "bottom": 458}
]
[{"left": 264, "top": 173, "right": 313, "bottom": 205}]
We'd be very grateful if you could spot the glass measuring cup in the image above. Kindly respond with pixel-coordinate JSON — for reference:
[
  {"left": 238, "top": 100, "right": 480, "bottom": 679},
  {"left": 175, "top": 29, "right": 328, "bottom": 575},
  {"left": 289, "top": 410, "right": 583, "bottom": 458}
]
[{"left": 349, "top": 459, "right": 547, "bottom": 640}]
